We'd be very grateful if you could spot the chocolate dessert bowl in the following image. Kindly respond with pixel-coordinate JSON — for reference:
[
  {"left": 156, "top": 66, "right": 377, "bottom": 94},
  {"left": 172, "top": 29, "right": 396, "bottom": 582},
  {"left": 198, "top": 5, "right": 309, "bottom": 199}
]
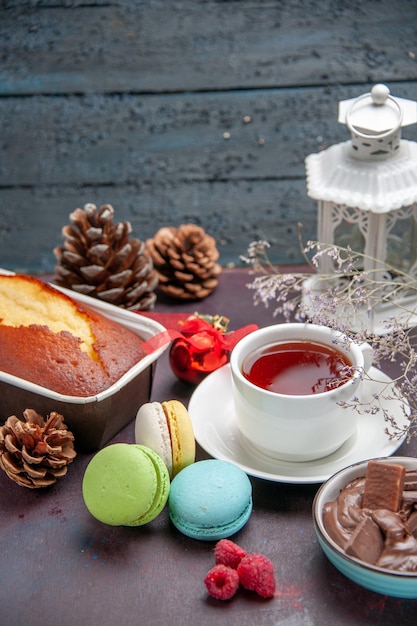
[{"left": 313, "top": 456, "right": 417, "bottom": 598}]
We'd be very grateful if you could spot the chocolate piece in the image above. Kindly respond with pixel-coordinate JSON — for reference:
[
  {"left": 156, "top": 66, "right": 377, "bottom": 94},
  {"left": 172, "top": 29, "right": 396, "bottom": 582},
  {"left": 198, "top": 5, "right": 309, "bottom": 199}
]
[
  {"left": 400, "top": 491, "right": 417, "bottom": 517},
  {"left": 362, "top": 460, "right": 405, "bottom": 511},
  {"left": 404, "top": 470, "right": 417, "bottom": 490},
  {"left": 345, "top": 515, "right": 384, "bottom": 565},
  {"left": 407, "top": 510, "right": 417, "bottom": 538},
  {"left": 377, "top": 534, "right": 417, "bottom": 572},
  {"left": 371, "top": 509, "right": 407, "bottom": 542}
]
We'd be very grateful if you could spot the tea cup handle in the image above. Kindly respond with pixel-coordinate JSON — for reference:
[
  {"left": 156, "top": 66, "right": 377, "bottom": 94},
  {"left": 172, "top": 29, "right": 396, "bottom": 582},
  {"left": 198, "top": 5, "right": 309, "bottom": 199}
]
[{"left": 359, "top": 342, "right": 373, "bottom": 374}]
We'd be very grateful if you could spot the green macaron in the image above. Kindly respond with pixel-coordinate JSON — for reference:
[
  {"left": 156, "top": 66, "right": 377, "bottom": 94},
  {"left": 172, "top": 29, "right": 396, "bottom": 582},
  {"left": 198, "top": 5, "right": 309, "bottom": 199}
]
[{"left": 82, "top": 443, "right": 170, "bottom": 526}]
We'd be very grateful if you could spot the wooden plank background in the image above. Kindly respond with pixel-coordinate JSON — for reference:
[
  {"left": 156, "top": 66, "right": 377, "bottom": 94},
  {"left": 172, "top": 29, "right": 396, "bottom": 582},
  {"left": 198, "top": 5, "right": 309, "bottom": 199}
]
[{"left": 1, "top": 0, "right": 417, "bottom": 273}]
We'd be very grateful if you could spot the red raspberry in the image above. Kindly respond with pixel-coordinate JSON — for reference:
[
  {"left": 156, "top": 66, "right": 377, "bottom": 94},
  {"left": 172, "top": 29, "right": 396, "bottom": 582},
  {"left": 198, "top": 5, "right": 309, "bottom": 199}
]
[
  {"left": 204, "top": 564, "right": 240, "bottom": 600},
  {"left": 214, "top": 539, "right": 247, "bottom": 569},
  {"left": 237, "top": 553, "right": 276, "bottom": 598}
]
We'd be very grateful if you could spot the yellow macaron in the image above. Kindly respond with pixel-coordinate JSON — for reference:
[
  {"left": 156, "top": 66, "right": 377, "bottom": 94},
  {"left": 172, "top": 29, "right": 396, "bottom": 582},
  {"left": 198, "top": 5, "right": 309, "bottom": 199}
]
[{"left": 135, "top": 400, "right": 195, "bottom": 478}]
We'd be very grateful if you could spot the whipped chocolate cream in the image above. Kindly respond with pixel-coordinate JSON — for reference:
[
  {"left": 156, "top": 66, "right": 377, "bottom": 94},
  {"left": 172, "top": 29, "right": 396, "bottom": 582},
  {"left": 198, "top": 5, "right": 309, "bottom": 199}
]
[{"left": 323, "top": 462, "right": 417, "bottom": 572}]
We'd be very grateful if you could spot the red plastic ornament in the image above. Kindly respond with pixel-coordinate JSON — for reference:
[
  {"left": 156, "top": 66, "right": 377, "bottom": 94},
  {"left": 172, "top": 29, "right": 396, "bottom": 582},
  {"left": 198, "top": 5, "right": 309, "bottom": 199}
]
[
  {"left": 169, "top": 314, "right": 230, "bottom": 384},
  {"left": 169, "top": 337, "right": 229, "bottom": 385}
]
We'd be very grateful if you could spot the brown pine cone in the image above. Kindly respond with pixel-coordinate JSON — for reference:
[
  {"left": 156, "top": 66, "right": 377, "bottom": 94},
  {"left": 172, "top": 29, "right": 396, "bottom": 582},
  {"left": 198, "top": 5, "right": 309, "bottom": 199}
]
[
  {"left": 54, "top": 203, "right": 158, "bottom": 310},
  {"left": 0, "top": 409, "right": 76, "bottom": 488},
  {"left": 146, "top": 224, "right": 222, "bottom": 300}
]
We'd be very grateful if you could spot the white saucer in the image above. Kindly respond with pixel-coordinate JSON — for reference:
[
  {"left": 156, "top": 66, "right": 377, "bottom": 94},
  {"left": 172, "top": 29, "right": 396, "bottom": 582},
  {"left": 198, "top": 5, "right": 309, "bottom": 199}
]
[{"left": 188, "top": 364, "right": 409, "bottom": 484}]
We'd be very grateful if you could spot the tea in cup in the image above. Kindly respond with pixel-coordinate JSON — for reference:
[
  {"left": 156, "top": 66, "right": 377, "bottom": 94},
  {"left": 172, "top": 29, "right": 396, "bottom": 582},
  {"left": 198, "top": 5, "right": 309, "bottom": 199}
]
[{"left": 230, "top": 323, "right": 373, "bottom": 462}]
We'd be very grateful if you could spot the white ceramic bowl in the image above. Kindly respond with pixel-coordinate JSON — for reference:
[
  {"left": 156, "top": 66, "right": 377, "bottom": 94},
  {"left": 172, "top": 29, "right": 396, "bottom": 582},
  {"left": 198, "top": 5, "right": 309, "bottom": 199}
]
[
  {"left": 313, "top": 456, "right": 417, "bottom": 598},
  {"left": 0, "top": 271, "right": 167, "bottom": 451}
]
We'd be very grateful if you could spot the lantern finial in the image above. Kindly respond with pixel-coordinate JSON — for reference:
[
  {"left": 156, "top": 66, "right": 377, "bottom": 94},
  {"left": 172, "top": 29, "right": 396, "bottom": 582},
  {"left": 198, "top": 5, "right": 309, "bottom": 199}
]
[
  {"left": 338, "top": 85, "right": 417, "bottom": 160},
  {"left": 371, "top": 83, "right": 390, "bottom": 105}
]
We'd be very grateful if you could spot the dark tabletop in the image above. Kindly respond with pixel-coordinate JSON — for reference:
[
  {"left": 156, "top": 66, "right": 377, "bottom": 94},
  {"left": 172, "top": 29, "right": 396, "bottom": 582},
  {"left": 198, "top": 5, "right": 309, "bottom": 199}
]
[{"left": 1, "top": 269, "right": 416, "bottom": 626}]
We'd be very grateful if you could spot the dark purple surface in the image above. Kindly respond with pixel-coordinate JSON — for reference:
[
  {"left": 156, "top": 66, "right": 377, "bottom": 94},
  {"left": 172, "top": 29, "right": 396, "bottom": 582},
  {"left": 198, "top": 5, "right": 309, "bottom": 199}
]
[{"left": 1, "top": 269, "right": 417, "bottom": 625}]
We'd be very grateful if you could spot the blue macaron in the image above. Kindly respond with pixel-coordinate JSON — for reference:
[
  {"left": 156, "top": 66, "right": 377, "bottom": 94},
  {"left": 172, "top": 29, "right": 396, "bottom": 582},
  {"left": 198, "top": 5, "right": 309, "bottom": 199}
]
[{"left": 168, "top": 459, "right": 252, "bottom": 540}]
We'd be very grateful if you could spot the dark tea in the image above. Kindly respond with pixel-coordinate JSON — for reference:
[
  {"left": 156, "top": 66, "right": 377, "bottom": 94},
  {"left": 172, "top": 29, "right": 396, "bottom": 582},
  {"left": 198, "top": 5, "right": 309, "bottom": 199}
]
[{"left": 242, "top": 340, "right": 353, "bottom": 395}]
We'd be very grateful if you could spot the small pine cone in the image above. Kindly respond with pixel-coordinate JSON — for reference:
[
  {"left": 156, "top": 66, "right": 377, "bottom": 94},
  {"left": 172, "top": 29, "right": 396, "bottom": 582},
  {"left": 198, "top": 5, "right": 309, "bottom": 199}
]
[
  {"left": 0, "top": 409, "right": 76, "bottom": 488},
  {"left": 146, "top": 224, "right": 222, "bottom": 300},
  {"left": 54, "top": 203, "right": 158, "bottom": 310}
]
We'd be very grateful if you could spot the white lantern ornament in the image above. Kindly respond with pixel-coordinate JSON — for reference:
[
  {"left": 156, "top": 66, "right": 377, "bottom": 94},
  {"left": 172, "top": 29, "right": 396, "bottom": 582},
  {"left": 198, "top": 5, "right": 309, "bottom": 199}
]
[{"left": 304, "top": 84, "right": 417, "bottom": 332}]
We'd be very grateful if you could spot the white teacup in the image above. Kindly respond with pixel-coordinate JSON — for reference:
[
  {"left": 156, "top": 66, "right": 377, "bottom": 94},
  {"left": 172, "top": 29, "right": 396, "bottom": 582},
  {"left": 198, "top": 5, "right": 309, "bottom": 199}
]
[{"left": 230, "top": 323, "right": 373, "bottom": 462}]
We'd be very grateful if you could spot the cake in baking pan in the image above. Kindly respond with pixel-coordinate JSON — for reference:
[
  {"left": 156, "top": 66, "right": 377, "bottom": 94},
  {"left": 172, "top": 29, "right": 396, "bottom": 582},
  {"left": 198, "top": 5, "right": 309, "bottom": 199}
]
[{"left": 0, "top": 274, "right": 146, "bottom": 397}]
